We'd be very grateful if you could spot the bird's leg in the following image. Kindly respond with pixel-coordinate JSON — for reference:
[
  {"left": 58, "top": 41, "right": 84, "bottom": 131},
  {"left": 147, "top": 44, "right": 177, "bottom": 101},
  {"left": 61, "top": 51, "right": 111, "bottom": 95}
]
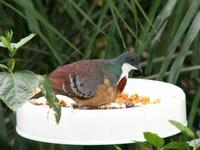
[{"left": 125, "top": 99, "right": 135, "bottom": 108}]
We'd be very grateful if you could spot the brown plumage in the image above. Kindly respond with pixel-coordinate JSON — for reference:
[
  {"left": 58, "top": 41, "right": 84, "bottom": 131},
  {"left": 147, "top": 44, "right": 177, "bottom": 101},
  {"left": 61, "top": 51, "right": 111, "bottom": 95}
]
[
  {"left": 33, "top": 52, "right": 142, "bottom": 107},
  {"left": 49, "top": 60, "right": 119, "bottom": 107}
]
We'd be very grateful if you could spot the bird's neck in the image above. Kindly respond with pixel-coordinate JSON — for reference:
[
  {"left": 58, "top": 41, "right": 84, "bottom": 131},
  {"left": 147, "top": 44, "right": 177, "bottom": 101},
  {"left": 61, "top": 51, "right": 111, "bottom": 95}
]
[
  {"left": 107, "top": 60, "right": 123, "bottom": 82},
  {"left": 107, "top": 59, "right": 132, "bottom": 85},
  {"left": 118, "top": 63, "right": 133, "bottom": 80}
]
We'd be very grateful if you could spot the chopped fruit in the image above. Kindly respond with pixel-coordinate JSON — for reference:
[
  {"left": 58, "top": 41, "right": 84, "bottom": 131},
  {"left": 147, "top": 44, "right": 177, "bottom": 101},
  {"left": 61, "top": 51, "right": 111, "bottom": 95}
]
[
  {"left": 32, "top": 90, "right": 161, "bottom": 109},
  {"left": 130, "top": 94, "right": 140, "bottom": 103},
  {"left": 116, "top": 93, "right": 161, "bottom": 106},
  {"left": 60, "top": 99, "right": 67, "bottom": 107},
  {"left": 116, "top": 93, "right": 129, "bottom": 104},
  {"left": 141, "top": 96, "right": 150, "bottom": 105},
  {"left": 152, "top": 98, "right": 161, "bottom": 104}
]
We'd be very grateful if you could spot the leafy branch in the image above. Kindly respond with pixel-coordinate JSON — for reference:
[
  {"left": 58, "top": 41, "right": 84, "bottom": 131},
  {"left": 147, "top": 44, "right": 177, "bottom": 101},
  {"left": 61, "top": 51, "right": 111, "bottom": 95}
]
[
  {"left": 0, "top": 31, "right": 61, "bottom": 123},
  {"left": 136, "top": 120, "right": 200, "bottom": 150},
  {"left": 0, "top": 31, "right": 35, "bottom": 73}
]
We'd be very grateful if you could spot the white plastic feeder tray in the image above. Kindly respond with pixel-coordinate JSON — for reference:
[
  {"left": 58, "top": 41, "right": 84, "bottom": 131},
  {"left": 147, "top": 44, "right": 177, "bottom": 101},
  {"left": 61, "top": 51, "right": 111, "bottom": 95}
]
[{"left": 16, "top": 79, "right": 187, "bottom": 145}]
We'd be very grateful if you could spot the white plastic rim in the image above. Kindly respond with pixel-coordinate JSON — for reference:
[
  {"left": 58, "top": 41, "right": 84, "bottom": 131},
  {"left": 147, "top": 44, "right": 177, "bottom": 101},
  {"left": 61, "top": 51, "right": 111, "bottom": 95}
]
[{"left": 16, "top": 78, "right": 187, "bottom": 145}]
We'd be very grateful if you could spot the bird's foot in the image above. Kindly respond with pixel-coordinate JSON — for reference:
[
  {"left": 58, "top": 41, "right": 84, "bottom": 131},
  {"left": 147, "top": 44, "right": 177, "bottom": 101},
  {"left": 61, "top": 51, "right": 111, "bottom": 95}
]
[{"left": 125, "top": 102, "right": 135, "bottom": 108}]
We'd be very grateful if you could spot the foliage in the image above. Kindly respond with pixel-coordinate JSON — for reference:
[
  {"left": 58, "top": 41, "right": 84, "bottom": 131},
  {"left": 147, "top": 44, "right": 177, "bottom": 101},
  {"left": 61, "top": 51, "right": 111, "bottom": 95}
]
[
  {"left": 0, "top": 31, "right": 61, "bottom": 121},
  {"left": 0, "top": 31, "right": 39, "bottom": 110},
  {"left": 140, "top": 120, "right": 200, "bottom": 150},
  {"left": 39, "top": 75, "right": 61, "bottom": 123},
  {"left": 0, "top": 71, "right": 38, "bottom": 110},
  {"left": 143, "top": 132, "right": 165, "bottom": 149},
  {"left": 0, "top": 0, "right": 200, "bottom": 150},
  {"left": 169, "top": 120, "right": 195, "bottom": 139}
]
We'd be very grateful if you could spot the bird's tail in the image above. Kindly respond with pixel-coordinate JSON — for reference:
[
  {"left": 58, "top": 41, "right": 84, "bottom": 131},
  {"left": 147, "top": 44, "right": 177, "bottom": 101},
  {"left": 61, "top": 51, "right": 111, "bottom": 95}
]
[{"left": 30, "top": 91, "right": 43, "bottom": 100}]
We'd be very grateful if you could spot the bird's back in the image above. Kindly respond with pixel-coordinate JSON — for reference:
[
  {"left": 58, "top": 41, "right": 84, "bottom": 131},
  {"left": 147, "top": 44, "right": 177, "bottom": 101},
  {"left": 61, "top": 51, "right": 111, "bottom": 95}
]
[{"left": 49, "top": 59, "right": 107, "bottom": 98}]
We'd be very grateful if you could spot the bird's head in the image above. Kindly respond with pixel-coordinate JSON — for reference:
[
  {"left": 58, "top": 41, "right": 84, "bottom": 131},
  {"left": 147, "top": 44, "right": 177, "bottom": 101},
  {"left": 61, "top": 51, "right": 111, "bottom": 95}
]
[{"left": 117, "top": 52, "right": 142, "bottom": 74}]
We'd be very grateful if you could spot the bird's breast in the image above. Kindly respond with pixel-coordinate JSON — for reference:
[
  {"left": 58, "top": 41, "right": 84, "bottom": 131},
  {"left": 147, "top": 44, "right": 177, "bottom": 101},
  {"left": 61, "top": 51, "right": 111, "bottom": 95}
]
[{"left": 116, "top": 76, "right": 127, "bottom": 93}]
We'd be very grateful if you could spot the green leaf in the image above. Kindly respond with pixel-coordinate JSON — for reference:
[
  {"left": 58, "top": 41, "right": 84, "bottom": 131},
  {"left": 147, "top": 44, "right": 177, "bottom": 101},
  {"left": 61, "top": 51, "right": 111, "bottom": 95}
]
[
  {"left": 135, "top": 142, "right": 153, "bottom": 149},
  {"left": 187, "top": 138, "right": 200, "bottom": 149},
  {"left": 3, "top": 0, "right": 75, "bottom": 65},
  {"left": 143, "top": 132, "right": 165, "bottom": 148},
  {"left": 134, "top": 0, "right": 157, "bottom": 35},
  {"left": 135, "top": 0, "right": 175, "bottom": 54},
  {"left": 188, "top": 87, "right": 200, "bottom": 128},
  {"left": 84, "top": 4, "right": 108, "bottom": 59},
  {"left": 168, "top": 11, "right": 200, "bottom": 83},
  {"left": 157, "top": 0, "right": 200, "bottom": 80},
  {"left": 124, "top": 0, "right": 140, "bottom": 35},
  {"left": 13, "top": 33, "right": 36, "bottom": 50},
  {"left": 162, "top": 142, "right": 189, "bottom": 150},
  {"left": 0, "top": 36, "right": 10, "bottom": 49},
  {"left": 108, "top": 0, "right": 127, "bottom": 49},
  {"left": 0, "top": 64, "right": 8, "bottom": 70},
  {"left": 0, "top": 71, "right": 39, "bottom": 110},
  {"left": 0, "top": 31, "right": 15, "bottom": 57},
  {"left": 69, "top": 0, "right": 106, "bottom": 36},
  {"left": 58, "top": 0, "right": 85, "bottom": 35},
  {"left": 114, "top": 145, "right": 122, "bottom": 150},
  {"left": 169, "top": 120, "right": 195, "bottom": 138},
  {"left": 196, "top": 130, "right": 200, "bottom": 138},
  {"left": 39, "top": 75, "right": 61, "bottom": 123},
  {"left": 5, "top": 30, "right": 13, "bottom": 43},
  {"left": 111, "top": 1, "right": 137, "bottom": 39}
]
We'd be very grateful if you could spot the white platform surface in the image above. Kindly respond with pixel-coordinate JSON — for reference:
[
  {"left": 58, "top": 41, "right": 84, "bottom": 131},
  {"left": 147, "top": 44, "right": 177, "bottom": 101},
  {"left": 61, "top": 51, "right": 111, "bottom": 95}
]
[{"left": 16, "top": 79, "right": 187, "bottom": 145}]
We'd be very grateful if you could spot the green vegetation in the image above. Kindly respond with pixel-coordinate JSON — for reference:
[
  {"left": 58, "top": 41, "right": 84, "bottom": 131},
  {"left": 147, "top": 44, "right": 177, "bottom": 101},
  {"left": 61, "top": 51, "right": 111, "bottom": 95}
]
[
  {"left": 0, "top": 0, "right": 200, "bottom": 149},
  {"left": 0, "top": 31, "right": 61, "bottom": 123}
]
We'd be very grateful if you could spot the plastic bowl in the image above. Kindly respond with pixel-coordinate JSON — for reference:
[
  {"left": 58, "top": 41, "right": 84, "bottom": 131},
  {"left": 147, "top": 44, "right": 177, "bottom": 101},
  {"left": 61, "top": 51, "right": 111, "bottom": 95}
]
[{"left": 16, "top": 78, "right": 187, "bottom": 145}]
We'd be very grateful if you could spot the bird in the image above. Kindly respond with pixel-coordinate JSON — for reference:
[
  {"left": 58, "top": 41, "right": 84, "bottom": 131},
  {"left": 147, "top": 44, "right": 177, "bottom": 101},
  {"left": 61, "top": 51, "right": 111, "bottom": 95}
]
[{"left": 33, "top": 52, "right": 142, "bottom": 108}]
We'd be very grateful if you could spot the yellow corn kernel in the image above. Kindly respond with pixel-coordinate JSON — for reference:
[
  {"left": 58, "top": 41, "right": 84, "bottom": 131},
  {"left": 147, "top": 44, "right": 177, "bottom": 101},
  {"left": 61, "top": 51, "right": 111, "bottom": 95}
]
[
  {"left": 153, "top": 98, "right": 161, "bottom": 104},
  {"left": 141, "top": 96, "right": 150, "bottom": 104},
  {"left": 130, "top": 94, "right": 140, "bottom": 103}
]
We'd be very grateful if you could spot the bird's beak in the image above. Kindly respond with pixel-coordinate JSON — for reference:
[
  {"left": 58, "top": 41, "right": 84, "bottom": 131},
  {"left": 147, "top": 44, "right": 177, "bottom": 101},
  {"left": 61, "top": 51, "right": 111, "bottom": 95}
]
[{"left": 136, "top": 65, "right": 143, "bottom": 74}]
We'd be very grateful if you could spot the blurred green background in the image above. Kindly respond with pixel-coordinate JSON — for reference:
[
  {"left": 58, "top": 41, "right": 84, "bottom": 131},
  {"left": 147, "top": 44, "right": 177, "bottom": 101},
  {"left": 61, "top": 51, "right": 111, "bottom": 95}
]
[{"left": 0, "top": 0, "right": 200, "bottom": 149}]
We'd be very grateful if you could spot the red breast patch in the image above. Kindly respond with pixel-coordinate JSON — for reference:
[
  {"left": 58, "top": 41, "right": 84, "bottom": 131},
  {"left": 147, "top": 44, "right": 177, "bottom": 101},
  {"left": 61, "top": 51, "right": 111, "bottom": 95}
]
[{"left": 116, "top": 76, "right": 127, "bottom": 93}]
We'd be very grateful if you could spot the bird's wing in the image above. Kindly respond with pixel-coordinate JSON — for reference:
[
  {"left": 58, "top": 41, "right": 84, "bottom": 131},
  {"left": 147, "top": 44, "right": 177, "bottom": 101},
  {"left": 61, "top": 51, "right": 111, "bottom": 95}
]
[
  {"left": 49, "top": 60, "right": 106, "bottom": 99},
  {"left": 66, "top": 73, "right": 102, "bottom": 99}
]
